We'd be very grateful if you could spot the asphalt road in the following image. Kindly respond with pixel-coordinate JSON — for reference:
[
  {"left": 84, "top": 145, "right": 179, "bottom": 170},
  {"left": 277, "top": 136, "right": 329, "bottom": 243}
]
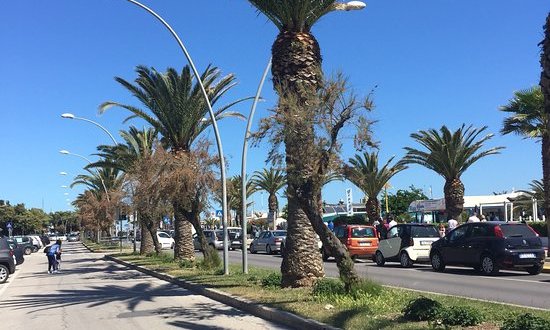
[
  {"left": 0, "top": 242, "right": 287, "bottom": 329},
  {"left": 222, "top": 250, "right": 550, "bottom": 310}
]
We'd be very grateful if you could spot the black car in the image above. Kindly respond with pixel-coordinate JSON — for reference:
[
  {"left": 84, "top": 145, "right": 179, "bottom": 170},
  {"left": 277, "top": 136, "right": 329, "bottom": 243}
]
[
  {"left": 6, "top": 238, "right": 25, "bottom": 265},
  {"left": 0, "top": 237, "right": 17, "bottom": 284},
  {"left": 12, "top": 236, "right": 34, "bottom": 255},
  {"left": 430, "top": 222, "right": 545, "bottom": 275}
]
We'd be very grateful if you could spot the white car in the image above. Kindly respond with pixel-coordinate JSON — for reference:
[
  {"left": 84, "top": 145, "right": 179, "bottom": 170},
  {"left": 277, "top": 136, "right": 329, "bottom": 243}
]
[
  {"left": 374, "top": 224, "right": 440, "bottom": 267},
  {"left": 157, "top": 231, "right": 175, "bottom": 249}
]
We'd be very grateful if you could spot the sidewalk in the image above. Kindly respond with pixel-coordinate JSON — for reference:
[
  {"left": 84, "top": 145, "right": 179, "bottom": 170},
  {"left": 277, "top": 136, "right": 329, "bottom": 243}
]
[{"left": 0, "top": 242, "right": 288, "bottom": 330}]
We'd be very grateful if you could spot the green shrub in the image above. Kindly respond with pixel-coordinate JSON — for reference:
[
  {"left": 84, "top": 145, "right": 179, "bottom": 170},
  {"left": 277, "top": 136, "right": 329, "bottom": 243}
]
[
  {"left": 349, "top": 278, "right": 382, "bottom": 298},
  {"left": 261, "top": 272, "right": 281, "bottom": 288},
  {"left": 402, "top": 296, "right": 442, "bottom": 321},
  {"left": 197, "top": 248, "right": 221, "bottom": 270},
  {"left": 439, "top": 306, "right": 484, "bottom": 327},
  {"left": 313, "top": 278, "right": 346, "bottom": 296},
  {"left": 178, "top": 259, "right": 195, "bottom": 269},
  {"left": 501, "top": 313, "right": 550, "bottom": 330}
]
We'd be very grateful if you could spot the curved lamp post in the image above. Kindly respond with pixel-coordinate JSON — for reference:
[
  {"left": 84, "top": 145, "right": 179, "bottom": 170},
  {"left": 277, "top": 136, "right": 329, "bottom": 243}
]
[
  {"left": 60, "top": 149, "right": 110, "bottom": 242},
  {"left": 125, "top": 0, "right": 230, "bottom": 274},
  {"left": 239, "top": 1, "right": 367, "bottom": 274},
  {"left": 61, "top": 113, "right": 117, "bottom": 145}
]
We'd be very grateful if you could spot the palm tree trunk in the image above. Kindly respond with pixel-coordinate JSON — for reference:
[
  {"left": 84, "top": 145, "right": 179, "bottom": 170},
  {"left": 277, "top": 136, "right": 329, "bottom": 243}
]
[
  {"left": 173, "top": 201, "right": 195, "bottom": 262},
  {"left": 187, "top": 192, "right": 218, "bottom": 265},
  {"left": 268, "top": 193, "right": 278, "bottom": 229},
  {"left": 139, "top": 214, "right": 154, "bottom": 255},
  {"left": 444, "top": 178, "right": 465, "bottom": 220},
  {"left": 366, "top": 197, "right": 380, "bottom": 224},
  {"left": 540, "top": 12, "right": 550, "bottom": 238},
  {"left": 273, "top": 30, "right": 325, "bottom": 288}
]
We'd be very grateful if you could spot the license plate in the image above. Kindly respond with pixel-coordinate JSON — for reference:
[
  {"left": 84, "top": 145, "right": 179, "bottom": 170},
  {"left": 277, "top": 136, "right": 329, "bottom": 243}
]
[
  {"left": 420, "top": 241, "right": 432, "bottom": 246},
  {"left": 519, "top": 253, "right": 536, "bottom": 259},
  {"left": 359, "top": 242, "right": 371, "bottom": 246}
]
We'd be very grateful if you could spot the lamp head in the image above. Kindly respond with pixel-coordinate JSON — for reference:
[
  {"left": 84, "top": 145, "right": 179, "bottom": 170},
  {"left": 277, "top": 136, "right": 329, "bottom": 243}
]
[
  {"left": 334, "top": 1, "right": 366, "bottom": 11},
  {"left": 60, "top": 172, "right": 68, "bottom": 175},
  {"left": 61, "top": 113, "right": 75, "bottom": 119},
  {"left": 59, "top": 150, "right": 70, "bottom": 155}
]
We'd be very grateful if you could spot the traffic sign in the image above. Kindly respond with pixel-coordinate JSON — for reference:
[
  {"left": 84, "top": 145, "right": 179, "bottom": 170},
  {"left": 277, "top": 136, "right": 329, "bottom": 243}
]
[
  {"left": 215, "top": 209, "right": 223, "bottom": 218},
  {"left": 6, "top": 221, "right": 12, "bottom": 229}
]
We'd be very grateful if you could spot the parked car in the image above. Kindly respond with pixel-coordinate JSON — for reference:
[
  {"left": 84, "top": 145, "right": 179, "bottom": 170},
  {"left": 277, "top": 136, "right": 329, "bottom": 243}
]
[
  {"left": 227, "top": 227, "right": 243, "bottom": 250},
  {"left": 193, "top": 230, "right": 224, "bottom": 250},
  {"left": 0, "top": 237, "right": 17, "bottom": 284},
  {"left": 67, "top": 233, "right": 80, "bottom": 242},
  {"left": 374, "top": 223, "right": 440, "bottom": 267},
  {"left": 6, "top": 238, "right": 25, "bottom": 265},
  {"left": 29, "top": 235, "right": 43, "bottom": 250},
  {"left": 322, "top": 225, "right": 378, "bottom": 261},
  {"left": 429, "top": 222, "right": 546, "bottom": 275},
  {"left": 12, "top": 236, "right": 35, "bottom": 255},
  {"left": 157, "top": 231, "right": 175, "bottom": 249},
  {"left": 249, "top": 230, "right": 287, "bottom": 254}
]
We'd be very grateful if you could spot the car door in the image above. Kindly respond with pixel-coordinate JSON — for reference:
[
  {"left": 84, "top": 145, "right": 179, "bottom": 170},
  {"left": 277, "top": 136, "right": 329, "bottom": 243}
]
[
  {"left": 443, "top": 225, "right": 469, "bottom": 264},
  {"left": 380, "top": 226, "right": 401, "bottom": 259},
  {"left": 463, "top": 224, "right": 490, "bottom": 265}
]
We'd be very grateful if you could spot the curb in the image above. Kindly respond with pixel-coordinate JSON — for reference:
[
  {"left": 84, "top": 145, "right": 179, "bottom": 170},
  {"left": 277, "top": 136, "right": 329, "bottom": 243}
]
[
  {"left": 81, "top": 242, "right": 95, "bottom": 253},
  {"left": 104, "top": 255, "right": 339, "bottom": 330}
]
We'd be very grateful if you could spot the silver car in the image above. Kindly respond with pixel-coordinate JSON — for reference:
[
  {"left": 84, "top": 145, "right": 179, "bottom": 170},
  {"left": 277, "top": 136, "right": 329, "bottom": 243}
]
[
  {"left": 249, "top": 230, "right": 287, "bottom": 254},
  {"left": 193, "top": 230, "right": 224, "bottom": 250}
]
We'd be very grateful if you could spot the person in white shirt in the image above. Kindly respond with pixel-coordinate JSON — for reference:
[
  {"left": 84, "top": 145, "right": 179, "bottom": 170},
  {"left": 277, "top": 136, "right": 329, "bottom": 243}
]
[
  {"left": 447, "top": 218, "right": 458, "bottom": 230},
  {"left": 388, "top": 217, "right": 397, "bottom": 228},
  {"left": 468, "top": 212, "right": 480, "bottom": 223}
]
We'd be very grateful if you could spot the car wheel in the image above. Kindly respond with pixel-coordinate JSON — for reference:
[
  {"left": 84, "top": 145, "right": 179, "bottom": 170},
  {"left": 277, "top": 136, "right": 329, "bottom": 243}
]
[
  {"left": 266, "top": 245, "right": 273, "bottom": 255},
  {"left": 400, "top": 251, "right": 413, "bottom": 268},
  {"left": 480, "top": 254, "right": 499, "bottom": 275},
  {"left": 0, "top": 264, "right": 9, "bottom": 284},
  {"left": 430, "top": 252, "right": 445, "bottom": 272},
  {"left": 24, "top": 247, "right": 32, "bottom": 255},
  {"left": 250, "top": 243, "right": 257, "bottom": 254},
  {"left": 375, "top": 251, "right": 385, "bottom": 266},
  {"left": 526, "top": 264, "right": 543, "bottom": 275}
]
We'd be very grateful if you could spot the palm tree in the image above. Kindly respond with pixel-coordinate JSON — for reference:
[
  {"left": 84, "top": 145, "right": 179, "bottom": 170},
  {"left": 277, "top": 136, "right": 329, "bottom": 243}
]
[
  {"left": 500, "top": 86, "right": 549, "bottom": 228},
  {"left": 100, "top": 65, "right": 246, "bottom": 262},
  {"left": 248, "top": 0, "right": 343, "bottom": 288},
  {"left": 250, "top": 168, "right": 286, "bottom": 229},
  {"left": 214, "top": 175, "right": 258, "bottom": 226},
  {"left": 403, "top": 125, "right": 504, "bottom": 220},
  {"left": 539, "top": 12, "right": 550, "bottom": 241},
  {"left": 345, "top": 152, "right": 407, "bottom": 223}
]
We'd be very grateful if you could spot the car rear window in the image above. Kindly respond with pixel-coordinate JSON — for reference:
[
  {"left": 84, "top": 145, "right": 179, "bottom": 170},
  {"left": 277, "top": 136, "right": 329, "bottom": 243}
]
[
  {"left": 411, "top": 226, "right": 439, "bottom": 238},
  {"left": 351, "top": 227, "right": 375, "bottom": 238},
  {"left": 272, "top": 231, "right": 286, "bottom": 237},
  {"left": 500, "top": 224, "right": 537, "bottom": 238}
]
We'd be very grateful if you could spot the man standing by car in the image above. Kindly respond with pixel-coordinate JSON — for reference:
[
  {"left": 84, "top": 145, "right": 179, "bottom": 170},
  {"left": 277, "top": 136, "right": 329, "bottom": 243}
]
[
  {"left": 448, "top": 218, "right": 458, "bottom": 231},
  {"left": 468, "top": 212, "right": 480, "bottom": 223}
]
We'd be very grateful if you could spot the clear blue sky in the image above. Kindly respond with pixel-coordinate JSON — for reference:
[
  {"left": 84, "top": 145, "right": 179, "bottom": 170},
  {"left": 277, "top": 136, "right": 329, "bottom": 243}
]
[{"left": 1, "top": 1, "right": 548, "bottom": 213}]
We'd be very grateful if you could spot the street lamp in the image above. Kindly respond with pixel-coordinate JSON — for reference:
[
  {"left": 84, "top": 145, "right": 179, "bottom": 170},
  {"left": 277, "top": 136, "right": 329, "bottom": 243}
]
[
  {"left": 239, "top": 1, "right": 367, "bottom": 274},
  {"left": 61, "top": 113, "right": 117, "bottom": 144},
  {"left": 125, "top": 0, "right": 230, "bottom": 274}
]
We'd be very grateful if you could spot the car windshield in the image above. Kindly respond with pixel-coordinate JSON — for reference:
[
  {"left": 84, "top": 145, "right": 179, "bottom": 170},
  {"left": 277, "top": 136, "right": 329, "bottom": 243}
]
[
  {"left": 500, "top": 225, "right": 537, "bottom": 238},
  {"left": 351, "top": 227, "right": 375, "bottom": 238},
  {"left": 215, "top": 231, "right": 223, "bottom": 240},
  {"left": 411, "top": 226, "right": 439, "bottom": 238},
  {"left": 272, "top": 231, "right": 286, "bottom": 237}
]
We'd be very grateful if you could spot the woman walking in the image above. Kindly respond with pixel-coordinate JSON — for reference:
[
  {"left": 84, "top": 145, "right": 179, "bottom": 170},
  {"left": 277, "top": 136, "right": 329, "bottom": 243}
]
[{"left": 46, "top": 239, "right": 62, "bottom": 274}]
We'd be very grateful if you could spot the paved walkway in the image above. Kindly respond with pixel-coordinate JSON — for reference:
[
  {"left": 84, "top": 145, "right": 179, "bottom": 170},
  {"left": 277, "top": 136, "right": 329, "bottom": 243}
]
[{"left": 0, "top": 242, "right": 287, "bottom": 329}]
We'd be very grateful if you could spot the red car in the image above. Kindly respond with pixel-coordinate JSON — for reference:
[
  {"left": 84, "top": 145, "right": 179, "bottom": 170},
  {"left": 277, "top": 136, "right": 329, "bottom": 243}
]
[{"left": 322, "top": 225, "right": 378, "bottom": 261}]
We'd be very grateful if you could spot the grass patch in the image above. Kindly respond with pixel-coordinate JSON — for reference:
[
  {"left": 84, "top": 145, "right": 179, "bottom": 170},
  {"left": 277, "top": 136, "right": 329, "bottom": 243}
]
[{"left": 114, "top": 253, "right": 550, "bottom": 330}]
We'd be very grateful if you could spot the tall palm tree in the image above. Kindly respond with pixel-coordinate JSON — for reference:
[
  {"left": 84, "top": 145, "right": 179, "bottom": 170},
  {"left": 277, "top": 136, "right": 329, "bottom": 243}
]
[
  {"left": 251, "top": 168, "right": 286, "bottom": 229},
  {"left": 248, "top": 0, "right": 344, "bottom": 288},
  {"left": 214, "top": 175, "right": 258, "bottom": 226},
  {"left": 540, "top": 12, "right": 550, "bottom": 240},
  {"left": 345, "top": 152, "right": 407, "bottom": 223},
  {"left": 500, "top": 86, "right": 549, "bottom": 228},
  {"left": 100, "top": 65, "right": 246, "bottom": 262},
  {"left": 403, "top": 125, "right": 504, "bottom": 220}
]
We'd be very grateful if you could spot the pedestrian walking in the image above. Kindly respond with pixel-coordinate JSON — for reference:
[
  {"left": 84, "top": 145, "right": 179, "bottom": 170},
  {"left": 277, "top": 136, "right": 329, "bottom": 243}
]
[
  {"left": 46, "top": 239, "right": 62, "bottom": 274},
  {"left": 467, "top": 212, "right": 480, "bottom": 223}
]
